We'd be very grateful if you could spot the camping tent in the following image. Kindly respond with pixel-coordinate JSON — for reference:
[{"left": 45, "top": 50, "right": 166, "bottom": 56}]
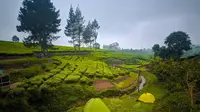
[
  {"left": 84, "top": 98, "right": 111, "bottom": 112},
  {"left": 138, "top": 93, "right": 155, "bottom": 103}
]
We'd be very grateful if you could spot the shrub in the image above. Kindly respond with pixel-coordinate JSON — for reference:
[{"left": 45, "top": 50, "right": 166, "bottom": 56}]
[
  {"left": 54, "top": 73, "right": 66, "bottom": 79},
  {"left": 95, "top": 72, "right": 103, "bottom": 78},
  {"left": 80, "top": 76, "right": 92, "bottom": 84},
  {"left": 44, "top": 63, "right": 57, "bottom": 72},
  {"left": 45, "top": 77, "right": 62, "bottom": 86},
  {"left": 103, "top": 67, "right": 114, "bottom": 79},
  {"left": 110, "top": 68, "right": 119, "bottom": 77},
  {"left": 85, "top": 64, "right": 96, "bottom": 78},
  {"left": 153, "top": 92, "right": 190, "bottom": 112},
  {"left": 64, "top": 75, "right": 80, "bottom": 83},
  {"left": 115, "top": 74, "right": 138, "bottom": 89},
  {"left": 98, "top": 89, "right": 121, "bottom": 97},
  {"left": 27, "top": 85, "right": 41, "bottom": 102},
  {"left": 28, "top": 76, "right": 44, "bottom": 86},
  {"left": 49, "top": 68, "right": 61, "bottom": 74},
  {"left": 9, "top": 65, "right": 43, "bottom": 82},
  {"left": 71, "top": 71, "right": 82, "bottom": 76},
  {"left": 8, "top": 87, "right": 25, "bottom": 97}
]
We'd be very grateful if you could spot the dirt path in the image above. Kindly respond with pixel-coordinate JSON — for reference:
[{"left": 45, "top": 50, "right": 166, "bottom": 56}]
[{"left": 94, "top": 80, "right": 115, "bottom": 91}]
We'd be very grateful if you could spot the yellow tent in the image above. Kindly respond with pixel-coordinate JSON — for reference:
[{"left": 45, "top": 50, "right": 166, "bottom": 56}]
[
  {"left": 84, "top": 98, "right": 111, "bottom": 112},
  {"left": 138, "top": 93, "right": 155, "bottom": 103}
]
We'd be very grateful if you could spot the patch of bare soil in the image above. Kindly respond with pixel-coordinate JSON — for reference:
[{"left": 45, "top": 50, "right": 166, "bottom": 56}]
[{"left": 94, "top": 80, "right": 115, "bottom": 91}]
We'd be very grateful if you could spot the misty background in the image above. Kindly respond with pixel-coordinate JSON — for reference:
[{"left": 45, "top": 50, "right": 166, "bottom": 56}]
[{"left": 0, "top": 0, "right": 199, "bottom": 49}]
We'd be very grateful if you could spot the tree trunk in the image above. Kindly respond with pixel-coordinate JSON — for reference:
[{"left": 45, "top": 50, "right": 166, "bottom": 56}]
[{"left": 72, "top": 38, "right": 76, "bottom": 52}]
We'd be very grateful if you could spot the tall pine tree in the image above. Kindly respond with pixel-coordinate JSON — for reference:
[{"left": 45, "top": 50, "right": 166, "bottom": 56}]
[
  {"left": 91, "top": 19, "right": 100, "bottom": 44},
  {"left": 82, "top": 21, "right": 93, "bottom": 49},
  {"left": 64, "top": 5, "right": 76, "bottom": 51},
  {"left": 74, "top": 6, "right": 85, "bottom": 51},
  {"left": 17, "top": 0, "right": 61, "bottom": 54}
]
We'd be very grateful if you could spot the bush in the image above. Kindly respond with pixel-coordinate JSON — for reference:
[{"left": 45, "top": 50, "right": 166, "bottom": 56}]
[
  {"left": 98, "top": 89, "right": 121, "bottom": 97},
  {"left": 9, "top": 65, "right": 43, "bottom": 82},
  {"left": 44, "top": 63, "right": 57, "bottom": 72},
  {"left": 60, "top": 69, "right": 72, "bottom": 75},
  {"left": 95, "top": 72, "right": 103, "bottom": 78},
  {"left": 27, "top": 85, "right": 41, "bottom": 102},
  {"left": 80, "top": 76, "right": 92, "bottom": 84},
  {"left": 153, "top": 92, "right": 190, "bottom": 112},
  {"left": 55, "top": 73, "right": 66, "bottom": 79},
  {"left": 45, "top": 77, "right": 62, "bottom": 86},
  {"left": 49, "top": 68, "right": 61, "bottom": 74},
  {"left": 8, "top": 87, "right": 25, "bottom": 97},
  {"left": 27, "top": 75, "right": 45, "bottom": 86},
  {"left": 110, "top": 68, "right": 119, "bottom": 77},
  {"left": 115, "top": 75, "right": 137, "bottom": 89},
  {"left": 103, "top": 67, "right": 114, "bottom": 79},
  {"left": 65, "top": 75, "right": 80, "bottom": 83},
  {"left": 85, "top": 65, "right": 96, "bottom": 78}
]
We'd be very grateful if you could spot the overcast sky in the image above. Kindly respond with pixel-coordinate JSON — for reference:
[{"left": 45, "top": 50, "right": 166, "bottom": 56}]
[{"left": 0, "top": 0, "right": 199, "bottom": 49}]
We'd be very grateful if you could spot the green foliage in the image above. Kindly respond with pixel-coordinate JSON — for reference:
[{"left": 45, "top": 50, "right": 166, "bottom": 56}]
[
  {"left": 154, "top": 92, "right": 190, "bottom": 112},
  {"left": 82, "top": 21, "right": 93, "bottom": 46},
  {"left": 85, "top": 64, "right": 96, "bottom": 77},
  {"left": 0, "top": 57, "right": 48, "bottom": 66},
  {"left": 45, "top": 76, "right": 62, "bottom": 86},
  {"left": 150, "top": 57, "right": 200, "bottom": 111},
  {"left": 65, "top": 75, "right": 80, "bottom": 83},
  {"left": 17, "top": 0, "right": 61, "bottom": 52},
  {"left": 115, "top": 72, "right": 138, "bottom": 89},
  {"left": 103, "top": 66, "right": 114, "bottom": 79},
  {"left": 8, "top": 87, "right": 25, "bottom": 97},
  {"left": 12, "top": 35, "right": 20, "bottom": 42},
  {"left": 9, "top": 65, "right": 44, "bottom": 82},
  {"left": 49, "top": 68, "right": 61, "bottom": 74},
  {"left": 27, "top": 75, "right": 44, "bottom": 86},
  {"left": 152, "top": 31, "right": 192, "bottom": 59},
  {"left": 55, "top": 73, "right": 67, "bottom": 79},
  {"left": 80, "top": 76, "right": 92, "bottom": 84}
]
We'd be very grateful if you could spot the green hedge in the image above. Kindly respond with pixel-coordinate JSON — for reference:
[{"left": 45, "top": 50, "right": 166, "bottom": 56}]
[
  {"left": 65, "top": 75, "right": 80, "bottom": 83},
  {"left": 80, "top": 76, "right": 92, "bottom": 84},
  {"left": 44, "top": 77, "right": 62, "bottom": 86},
  {"left": 49, "top": 68, "right": 61, "bottom": 74},
  {"left": 9, "top": 65, "right": 44, "bottom": 82}
]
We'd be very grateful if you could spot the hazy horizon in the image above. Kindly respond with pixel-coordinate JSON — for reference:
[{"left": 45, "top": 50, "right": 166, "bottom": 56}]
[{"left": 0, "top": 0, "right": 199, "bottom": 49}]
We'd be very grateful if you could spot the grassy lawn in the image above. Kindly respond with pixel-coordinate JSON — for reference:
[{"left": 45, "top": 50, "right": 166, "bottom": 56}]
[
  {"left": 0, "top": 40, "right": 94, "bottom": 54},
  {"left": 0, "top": 40, "right": 39, "bottom": 54}
]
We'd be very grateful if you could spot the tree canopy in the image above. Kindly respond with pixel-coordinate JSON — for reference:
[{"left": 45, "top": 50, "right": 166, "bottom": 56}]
[
  {"left": 152, "top": 31, "right": 191, "bottom": 59},
  {"left": 12, "top": 35, "right": 20, "bottom": 42},
  {"left": 65, "top": 5, "right": 100, "bottom": 51},
  {"left": 17, "top": 0, "right": 61, "bottom": 53}
]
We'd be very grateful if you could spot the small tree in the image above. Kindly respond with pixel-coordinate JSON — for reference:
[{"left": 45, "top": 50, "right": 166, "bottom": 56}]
[
  {"left": 17, "top": 0, "right": 61, "bottom": 55},
  {"left": 152, "top": 44, "right": 160, "bottom": 57},
  {"left": 12, "top": 35, "right": 19, "bottom": 42},
  {"left": 93, "top": 43, "right": 100, "bottom": 49}
]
